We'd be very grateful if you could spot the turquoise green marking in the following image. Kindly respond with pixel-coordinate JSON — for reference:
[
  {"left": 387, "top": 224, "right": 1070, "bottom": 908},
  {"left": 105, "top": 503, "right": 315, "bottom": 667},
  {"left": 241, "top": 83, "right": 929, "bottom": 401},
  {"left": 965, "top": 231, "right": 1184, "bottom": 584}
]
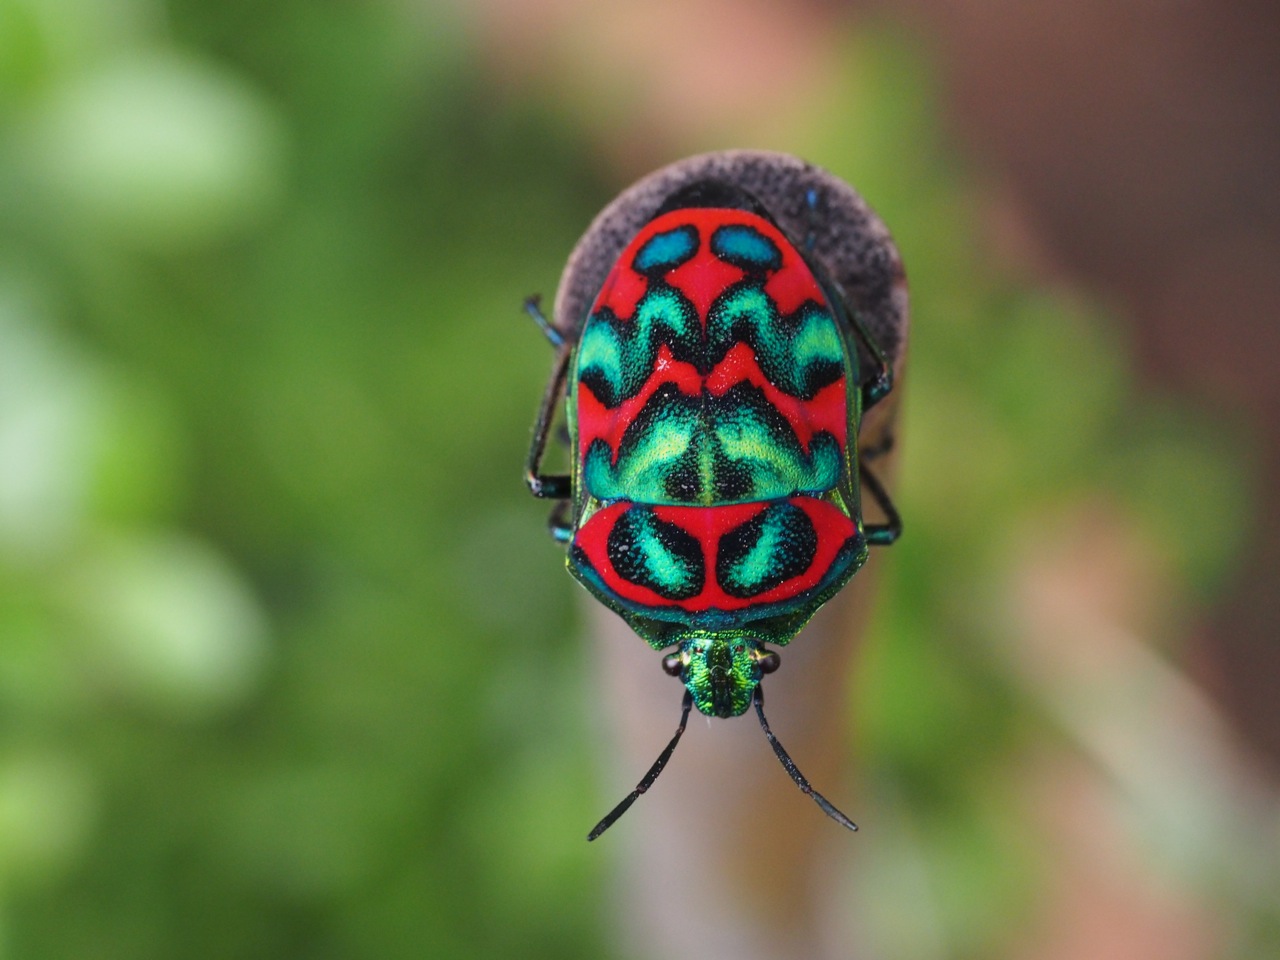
[
  {"left": 791, "top": 318, "right": 845, "bottom": 372},
  {"left": 634, "top": 226, "right": 697, "bottom": 273},
  {"left": 606, "top": 507, "right": 702, "bottom": 598},
  {"left": 632, "top": 512, "right": 697, "bottom": 594},
  {"left": 707, "top": 287, "right": 843, "bottom": 398},
  {"left": 576, "top": 287, "right": 697, "bottom": 406},
  {"left": 711, "top": 224, "right": 781, "bottom": 269},
  {"left": 585, "top": 389, "right": 841, "bottom": 504},
  {"left": 713, "top": 407, "right": 841, "bottom": 497},
  {"left": 583, "top": 400, "right": 700, "bottom": 502},
  {"left": 718, "top": 501, "right": 819, "bottom": 596},
  {"left": 723, "top": 515, "right": 788, "bottom": 590}
]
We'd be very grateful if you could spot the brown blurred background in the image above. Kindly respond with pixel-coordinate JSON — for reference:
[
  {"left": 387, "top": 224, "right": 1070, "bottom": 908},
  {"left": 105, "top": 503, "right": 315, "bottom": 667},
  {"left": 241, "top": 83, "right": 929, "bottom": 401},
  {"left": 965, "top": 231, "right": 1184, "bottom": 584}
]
[{"left": 906, "top": 0, "right": 1280, "bottom": 766}]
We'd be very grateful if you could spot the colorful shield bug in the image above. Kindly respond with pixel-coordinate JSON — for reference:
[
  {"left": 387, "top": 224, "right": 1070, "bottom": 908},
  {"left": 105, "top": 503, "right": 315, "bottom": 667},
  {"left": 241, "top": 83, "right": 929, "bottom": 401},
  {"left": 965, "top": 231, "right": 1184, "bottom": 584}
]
[{"left": 524, "top": 152, "right": 906, "bottom": 840}]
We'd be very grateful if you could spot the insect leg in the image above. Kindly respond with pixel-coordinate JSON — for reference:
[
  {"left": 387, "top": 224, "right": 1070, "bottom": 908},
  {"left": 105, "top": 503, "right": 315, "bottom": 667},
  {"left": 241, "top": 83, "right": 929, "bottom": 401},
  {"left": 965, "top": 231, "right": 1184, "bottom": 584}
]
[
  {"left": 859, "top": 458, "right": 901, "bottom": 546},
  {"left": 547, "top": 500, "right": 572, "bottom": 545},
  {"left": 848, "top": 308, "right": 893, "bottom": 411},
  {"left": 858, "top": 429, "right": 895, "bottom": 464},
  {"left": 525, "top": 334, "right": 573, "bottom": 500},
  {"left": 524, "top": 294, "right": 564, "bottom": 348}
]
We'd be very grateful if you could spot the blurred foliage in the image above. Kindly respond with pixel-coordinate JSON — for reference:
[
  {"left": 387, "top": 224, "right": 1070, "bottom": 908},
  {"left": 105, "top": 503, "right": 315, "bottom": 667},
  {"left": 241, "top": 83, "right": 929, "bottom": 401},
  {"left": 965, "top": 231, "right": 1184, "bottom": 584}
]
[{"left": 0, "top": 2, "right": 1271, "bottom": 960}]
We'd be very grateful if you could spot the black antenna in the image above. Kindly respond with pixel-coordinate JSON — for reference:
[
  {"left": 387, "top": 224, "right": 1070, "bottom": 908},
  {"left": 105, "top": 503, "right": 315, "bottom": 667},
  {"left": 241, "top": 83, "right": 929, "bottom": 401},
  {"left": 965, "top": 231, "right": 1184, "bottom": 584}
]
[
  {"left": 754, "top": 686, "right": 857, "bottom": 832},
  {"left": 588, "top": 690, "right": 694, "bottom": 841}
]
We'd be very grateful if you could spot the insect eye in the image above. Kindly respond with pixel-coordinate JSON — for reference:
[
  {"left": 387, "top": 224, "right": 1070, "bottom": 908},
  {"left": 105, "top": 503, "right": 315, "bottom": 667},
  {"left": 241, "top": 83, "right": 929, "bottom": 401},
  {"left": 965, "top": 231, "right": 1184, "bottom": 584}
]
[
  {"left": 661, "top": 654, "right": 683, "bottom": 677},
  {"left": 757, "top": 651, "right": 781, "bottom": 674}
]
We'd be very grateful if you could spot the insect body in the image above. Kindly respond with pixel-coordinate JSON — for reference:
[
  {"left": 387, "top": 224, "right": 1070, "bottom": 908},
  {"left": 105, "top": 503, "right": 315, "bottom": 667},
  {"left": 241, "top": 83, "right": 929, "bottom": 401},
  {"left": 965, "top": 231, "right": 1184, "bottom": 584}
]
[{"left": 526, "top": 173, "right": 901, "bottom": 839}]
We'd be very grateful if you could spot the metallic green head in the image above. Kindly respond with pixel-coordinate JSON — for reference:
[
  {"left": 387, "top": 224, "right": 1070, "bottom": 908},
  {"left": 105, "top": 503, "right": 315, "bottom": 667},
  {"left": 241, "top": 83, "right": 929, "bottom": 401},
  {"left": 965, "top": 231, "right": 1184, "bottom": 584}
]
[{"left": 662, "top": 632, "right": 781, "bottom": 718}]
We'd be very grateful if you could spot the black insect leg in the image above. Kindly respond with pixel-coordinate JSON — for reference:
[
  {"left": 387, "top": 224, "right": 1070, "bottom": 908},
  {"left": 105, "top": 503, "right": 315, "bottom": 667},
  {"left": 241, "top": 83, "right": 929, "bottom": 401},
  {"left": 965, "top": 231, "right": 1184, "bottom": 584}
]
[
  {"left": 860, "top": 458, "right": 901, "bottom": 546},
  {"left": 524, "top": 294, "right": 565, "bottom": 348},
  {"left": 858, "top": 429, "right": 895, "bottom": 464},
  {"left": 525, "top": 331, "right": 573, "bottom": 501},
  {"left": 547, "top": 500, "right": 573, "bottom": 545},
  {"left": 849, "top": 309, "right": 893, "bottom": 411}
]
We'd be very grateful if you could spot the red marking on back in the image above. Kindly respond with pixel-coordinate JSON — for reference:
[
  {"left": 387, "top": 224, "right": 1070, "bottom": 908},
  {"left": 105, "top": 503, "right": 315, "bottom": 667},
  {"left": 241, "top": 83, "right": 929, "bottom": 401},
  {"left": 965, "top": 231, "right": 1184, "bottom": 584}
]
[
  {"left": 597, "top": 258, "right": 647, "bottom": 319},
  {"left": 764, "top": 255, "right": 826, "bottom": 315},
  {"left": 664, "top": 240, "right": 743, "bottom": 319},
  {"left": 589, "top": 207, "right": 827, "bottom": 325},
  {"left": 572, "top": 498, "right": 857, "bottom": 615}
]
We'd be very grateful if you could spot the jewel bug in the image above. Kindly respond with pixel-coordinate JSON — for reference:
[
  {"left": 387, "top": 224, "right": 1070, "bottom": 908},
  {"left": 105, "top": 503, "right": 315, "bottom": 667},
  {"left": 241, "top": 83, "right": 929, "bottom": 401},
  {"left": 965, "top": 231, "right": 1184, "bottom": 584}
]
[{"left": 524, "top": 152, "right": 906, "bottom": 840}]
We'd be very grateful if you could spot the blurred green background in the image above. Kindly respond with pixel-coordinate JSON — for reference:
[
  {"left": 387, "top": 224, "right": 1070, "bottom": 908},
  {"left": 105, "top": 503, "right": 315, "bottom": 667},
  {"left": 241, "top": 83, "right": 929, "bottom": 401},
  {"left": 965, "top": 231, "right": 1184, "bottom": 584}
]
[{"left": 1, "top": 1, "right": 1277, "bottom": 958}]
